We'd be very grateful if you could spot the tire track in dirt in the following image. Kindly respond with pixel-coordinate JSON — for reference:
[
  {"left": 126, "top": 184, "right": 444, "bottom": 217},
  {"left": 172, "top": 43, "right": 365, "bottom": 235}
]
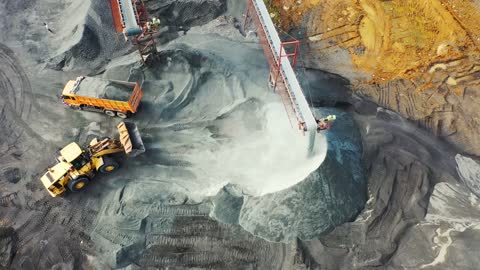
[
  {"left": 0, "top": 43, "right": 44, "bottom": 179},
  {"left": 0, "top": 43, "right": 33, "bottom": 121},
  {"left": 138, "top": 213, "right": 294, "bottom": 269},
  {"left": 93, "top": 200, "right": 295, "bottom": 269},
  {"left": 2, "top": 194, "right": 98, "bottom": 258}
]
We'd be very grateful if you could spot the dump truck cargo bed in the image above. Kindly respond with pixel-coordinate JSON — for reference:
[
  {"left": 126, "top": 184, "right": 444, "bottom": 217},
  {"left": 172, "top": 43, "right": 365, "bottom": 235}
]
[
  {"left": 61, "top": 76, "right": 143, "bottom": 117},
  {"left": 75, "top": 77, "right": 133, "bottom": 101}
]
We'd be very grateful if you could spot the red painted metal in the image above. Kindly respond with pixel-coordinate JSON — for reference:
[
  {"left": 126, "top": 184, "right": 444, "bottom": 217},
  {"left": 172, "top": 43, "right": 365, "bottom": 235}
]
[
  {"left": 133, "top": 0, "right": 149, "bottom": 26},
  {"left": 110, "top": 0, "right": 124, "bottom": 32},
  {"left": 272, "top": 41, "right": 299, "bottom": 89},
  {"left": 242, "top": 9, "right": 251, "bottom": 33},
  {"left": 243, "top": 0, "right": 302, "bottom": 129},
  {"left": 134, "top": 33, "right": 157, "bottom": 64},
  {"left": 109, "top": 0, "right": 158, "bottom": 64}
]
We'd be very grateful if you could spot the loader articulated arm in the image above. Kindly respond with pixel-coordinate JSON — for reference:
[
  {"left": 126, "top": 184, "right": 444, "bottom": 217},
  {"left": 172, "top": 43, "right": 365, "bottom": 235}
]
[{"left": 88, "top": 139, "right": 126, "bottom": 158}]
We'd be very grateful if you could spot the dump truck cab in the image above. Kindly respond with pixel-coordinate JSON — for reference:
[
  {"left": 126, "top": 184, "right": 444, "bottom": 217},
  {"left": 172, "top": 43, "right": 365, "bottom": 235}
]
[{"left": 59, "top": 142, "right": 96, "bottom": 176}]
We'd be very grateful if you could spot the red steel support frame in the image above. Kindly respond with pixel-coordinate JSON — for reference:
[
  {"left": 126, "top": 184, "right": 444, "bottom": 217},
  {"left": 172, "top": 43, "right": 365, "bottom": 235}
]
[
  {"left": 271, "top": 41, "right": 299, "bottom": 90},
  {"left": 109, "top": 0, "right": 157, "bottom": 64},
  {"left": 243, "top": 0, "right": 303, "bottom": 129},
  {"left": 133, "top": 0, "right": 157, "bottom": 64}
]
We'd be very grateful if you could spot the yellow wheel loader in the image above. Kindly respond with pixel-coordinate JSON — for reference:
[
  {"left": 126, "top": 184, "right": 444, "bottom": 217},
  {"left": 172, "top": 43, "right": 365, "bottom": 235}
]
[{"left": 39, "top": 122, "right": 145, "bottom": 197}]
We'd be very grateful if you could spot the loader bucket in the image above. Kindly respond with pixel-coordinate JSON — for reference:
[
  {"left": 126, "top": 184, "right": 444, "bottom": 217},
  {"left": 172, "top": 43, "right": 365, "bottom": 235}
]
[{"left": 117, "top": 122, "right": 145, "bottom": 157}]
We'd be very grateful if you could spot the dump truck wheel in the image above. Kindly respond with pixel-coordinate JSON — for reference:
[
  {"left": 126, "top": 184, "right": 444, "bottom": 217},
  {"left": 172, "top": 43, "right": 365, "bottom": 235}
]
[
  {"left": 105, "top": 110, "right": 115, "bottom": 117},
  {"left": 116, "top": 112, "right": 128, "bottom": 119},
  {"left": 67, "top": 176, "right": 89, "bottom": 192},
  {"left": 99, "top": 157, "right": 119, "bottom": 173}
]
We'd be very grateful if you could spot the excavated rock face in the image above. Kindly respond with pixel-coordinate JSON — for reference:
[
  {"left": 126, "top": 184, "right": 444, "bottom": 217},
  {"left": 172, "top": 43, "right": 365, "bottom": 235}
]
[
  {"left": 456, "top": 154, "right": 480, "bottom": 197},
  {"left": 268, "top": 0, "right": 480, "bottom": 156},
  {"left": 391, "top": 182, "right": 480, "bottom": 269}
]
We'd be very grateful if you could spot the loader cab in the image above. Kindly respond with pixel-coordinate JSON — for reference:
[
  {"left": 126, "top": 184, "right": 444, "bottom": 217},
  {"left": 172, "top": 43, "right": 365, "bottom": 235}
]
[
  {"left": 70, "top": 153, "right": 90, "bottom": 170},
  {"left": 60, "top": 143, "right": 84, "bottom": 163},
  {"left": 60, "top": 143, "right": 91, "bottom": 172}
]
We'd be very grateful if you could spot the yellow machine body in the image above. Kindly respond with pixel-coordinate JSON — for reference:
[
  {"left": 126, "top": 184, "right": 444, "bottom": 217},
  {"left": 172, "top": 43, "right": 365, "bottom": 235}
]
[{"left": 39, "top": 122, "right": 144, "bottom": 197}]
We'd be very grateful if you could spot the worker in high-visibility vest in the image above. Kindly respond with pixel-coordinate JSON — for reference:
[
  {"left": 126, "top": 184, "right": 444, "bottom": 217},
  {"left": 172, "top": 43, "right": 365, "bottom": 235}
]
[
  {"left": 152, "top": 17, "right": 160, "bottom": 26},
  {"left": 146, "top": 21, "right": 153, "bottom": 31},
  {"left": 316, "top": 115, "right": 336, "bottom": 131},
  {"left": 151, "top": 17, "right": 160, "bottom": 31}
]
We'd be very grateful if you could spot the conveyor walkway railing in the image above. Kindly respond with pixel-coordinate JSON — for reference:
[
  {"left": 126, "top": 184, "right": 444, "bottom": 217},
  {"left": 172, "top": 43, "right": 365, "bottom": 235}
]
[
  {"left": 109, "top": 0, "right": 157, "bottom": 63},
  {"left": 243, "top": 0, "right": 318, "bottom": 139}
]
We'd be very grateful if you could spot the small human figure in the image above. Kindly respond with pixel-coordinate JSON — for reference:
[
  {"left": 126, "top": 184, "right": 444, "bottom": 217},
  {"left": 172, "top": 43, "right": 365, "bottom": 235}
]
[
  {"left": 152, "top": 17, "right": 161, "bottom": 30},
  {"left": 146, "top": 21, "right": 153, "bottom": 32},
  {"left": 316, "top": 115, "right": 336, "bottom": 131},
  {"left": 43, "top": 22, "right": 54, "bottom": 34}
]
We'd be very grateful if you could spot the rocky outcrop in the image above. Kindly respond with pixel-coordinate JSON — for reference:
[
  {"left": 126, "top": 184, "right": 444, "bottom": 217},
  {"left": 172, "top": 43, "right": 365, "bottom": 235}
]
[
  {"left": 456, "top": 154, "right": 480, "bottom": 198},
  {"left": 391, "top": 182, "right": 480, "bottom": 269}
]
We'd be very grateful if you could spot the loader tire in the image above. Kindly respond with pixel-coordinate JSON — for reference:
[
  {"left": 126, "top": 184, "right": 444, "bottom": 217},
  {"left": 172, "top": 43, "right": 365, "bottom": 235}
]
[
  {"left": 67, "top": 176, "right": 89, "bottom": 192},
  {"left": 99, "top": 157, "right": 119, "bottom": 173}
]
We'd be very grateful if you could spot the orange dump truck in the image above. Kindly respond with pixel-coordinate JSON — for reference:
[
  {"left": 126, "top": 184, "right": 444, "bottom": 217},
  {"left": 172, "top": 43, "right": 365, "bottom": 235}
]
[{"left": 61, "top": 76, "right": 142, "bottom": 118}]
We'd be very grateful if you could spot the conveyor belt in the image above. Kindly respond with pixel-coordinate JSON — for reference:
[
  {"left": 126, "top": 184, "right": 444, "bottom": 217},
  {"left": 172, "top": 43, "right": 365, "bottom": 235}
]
[{"left": 245, "top": 0, "right": 318, "bottom": 148}]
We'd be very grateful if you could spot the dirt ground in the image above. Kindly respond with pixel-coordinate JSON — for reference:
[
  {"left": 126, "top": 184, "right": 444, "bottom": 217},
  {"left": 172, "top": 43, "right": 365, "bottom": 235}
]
[
  {"left": 270, "top": 0, "right": 480, "bottom": 89},
  {"left": 3, "top": 0, "right": 479, "bottom": 269},
  {"left": 263, "top": 1, "right": 480, "bottom": 269},
  {"left": 0, "top": 0, "right": 367, "bottom": 269},
  {"left": 268, "top": 0, "right": 480, "bottom": 156}
]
